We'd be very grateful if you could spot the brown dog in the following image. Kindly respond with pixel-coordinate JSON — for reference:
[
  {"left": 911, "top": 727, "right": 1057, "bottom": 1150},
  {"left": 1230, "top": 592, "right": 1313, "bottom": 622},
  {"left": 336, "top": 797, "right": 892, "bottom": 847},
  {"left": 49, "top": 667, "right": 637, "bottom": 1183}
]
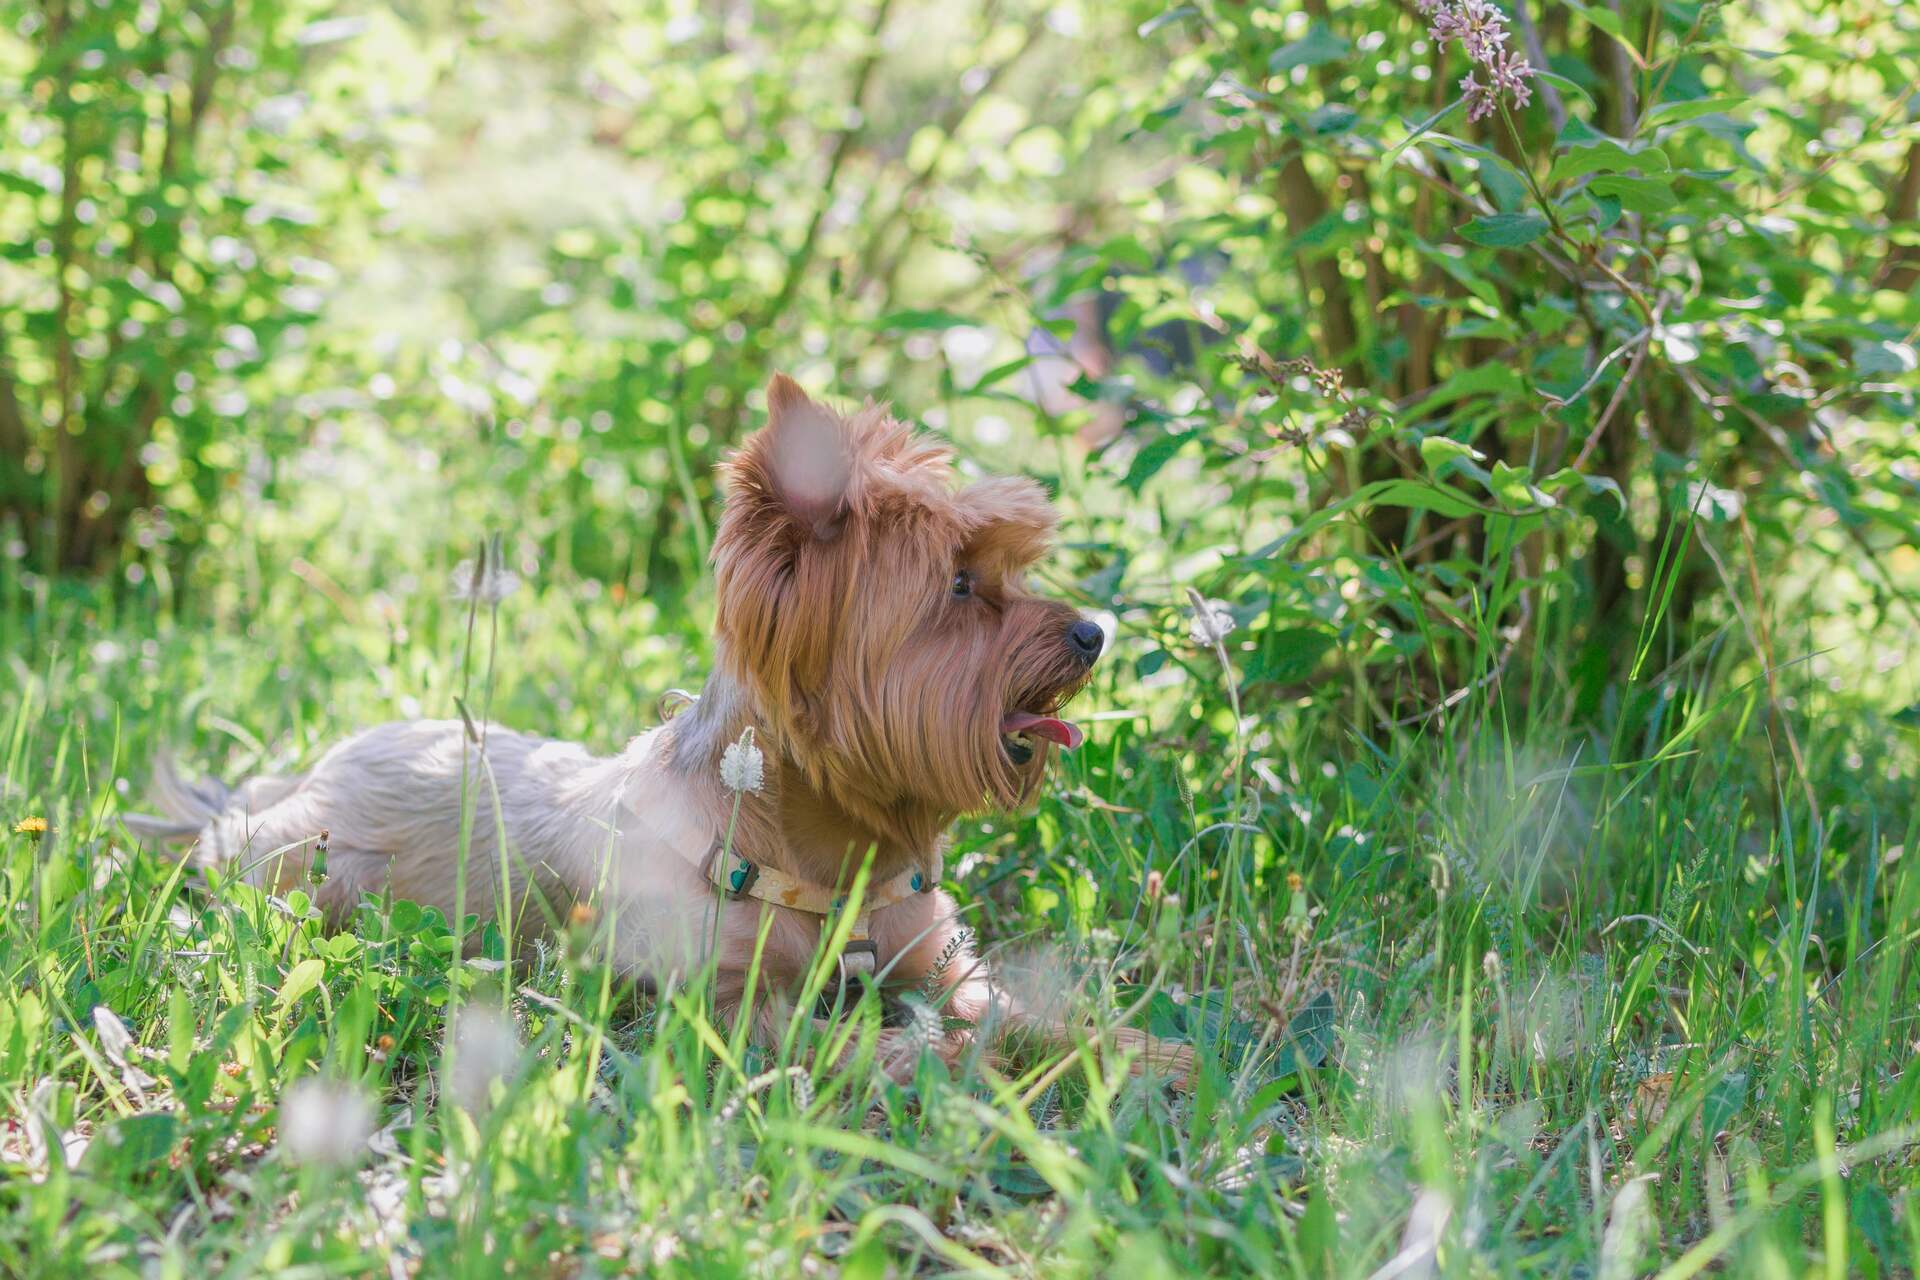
[{"left": 131, "top": 375, "right": 1187, "bottom": 1079}]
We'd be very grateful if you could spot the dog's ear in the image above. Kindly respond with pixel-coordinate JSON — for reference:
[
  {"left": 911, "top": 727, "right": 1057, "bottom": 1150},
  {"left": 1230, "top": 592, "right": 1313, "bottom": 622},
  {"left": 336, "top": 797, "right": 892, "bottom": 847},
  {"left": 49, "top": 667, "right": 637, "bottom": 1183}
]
[
  {"left": 958, "top": 476, "right": 1058, "bottom": 577},
  {"left": 764, "top": 371, "right": 812, "bottom": 421},
  {"left": 712, "top": 375, "right": 854, "bottom": 715},
  {"left": 750, "top": 373, "right": 853, "bottom": 540}
]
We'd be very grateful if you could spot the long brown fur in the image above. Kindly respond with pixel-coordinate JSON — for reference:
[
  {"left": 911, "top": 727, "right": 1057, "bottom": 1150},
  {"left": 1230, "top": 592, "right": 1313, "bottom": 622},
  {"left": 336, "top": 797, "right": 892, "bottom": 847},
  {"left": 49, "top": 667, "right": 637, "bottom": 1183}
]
[{"left": 131, "top": 373, "right": 1190, "bottom": 1084}]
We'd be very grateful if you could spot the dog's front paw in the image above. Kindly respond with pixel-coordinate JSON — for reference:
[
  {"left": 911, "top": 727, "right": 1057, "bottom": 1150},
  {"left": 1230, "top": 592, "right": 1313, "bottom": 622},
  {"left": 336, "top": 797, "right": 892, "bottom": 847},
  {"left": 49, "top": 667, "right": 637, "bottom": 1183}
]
[{"left": 864, "top": 1025, "right": 973, "bottom": 1084}]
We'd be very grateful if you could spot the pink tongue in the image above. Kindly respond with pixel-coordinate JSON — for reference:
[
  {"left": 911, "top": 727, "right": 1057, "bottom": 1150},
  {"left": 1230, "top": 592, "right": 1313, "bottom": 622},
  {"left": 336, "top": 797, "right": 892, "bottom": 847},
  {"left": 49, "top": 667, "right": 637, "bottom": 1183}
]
[{"left": 1000, "top": 712, "right": 1084, "bottom": 750}]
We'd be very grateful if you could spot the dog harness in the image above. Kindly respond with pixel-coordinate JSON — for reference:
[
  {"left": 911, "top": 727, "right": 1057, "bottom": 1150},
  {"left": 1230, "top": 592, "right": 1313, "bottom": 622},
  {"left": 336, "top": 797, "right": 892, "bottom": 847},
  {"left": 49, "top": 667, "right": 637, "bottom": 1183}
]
[{"left": 703, "top": 841, "right": 942, "bottom": 980}]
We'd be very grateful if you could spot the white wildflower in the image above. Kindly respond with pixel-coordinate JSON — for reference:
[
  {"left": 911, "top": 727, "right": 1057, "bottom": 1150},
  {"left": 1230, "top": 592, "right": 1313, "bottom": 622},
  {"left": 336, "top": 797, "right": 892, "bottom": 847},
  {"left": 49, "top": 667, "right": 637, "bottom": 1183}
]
[
  {"left": 92, "top": 1006, "right": 136, "bottom": 1065},
  {"left": 449, "top": 1006, "right": 521, "bottom": 1113},
  {"left": 92, "top": 1005, "right": 158, "bottom": 1101},
  {"left": 1598, "top": 1175, "right": 1656, "bottom": 1280},
  {"left": 23, "top": 1078, "right": 74, "bottom": 1174},
  {"left": 279, "top": 1078, "right": 375, "bottom": 1166},
  {"left": 1368, "top": 1187, "right": 1450, "bottom": 1280},
  {"left": 449, "top": 553, "right": 520, "bottom": 604},
  {"left": 897, "top": 996, "right": 943, "bottom": 1057},
  {"left": 720, "top": 727, "right": 765, "bottom": 795},
  {"left": 1682, "top": 479, "right": 1744, "bottom": 522},
  {"left": 1187, "top": 597, "right": 1238, "bottom": 648}
]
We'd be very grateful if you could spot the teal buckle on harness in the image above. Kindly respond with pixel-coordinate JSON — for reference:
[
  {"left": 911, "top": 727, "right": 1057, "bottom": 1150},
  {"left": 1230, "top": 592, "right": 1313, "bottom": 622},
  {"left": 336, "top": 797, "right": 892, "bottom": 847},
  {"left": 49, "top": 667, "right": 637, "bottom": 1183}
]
[{"left": 721, "top": 854, "right": 759, "bottom": 899}]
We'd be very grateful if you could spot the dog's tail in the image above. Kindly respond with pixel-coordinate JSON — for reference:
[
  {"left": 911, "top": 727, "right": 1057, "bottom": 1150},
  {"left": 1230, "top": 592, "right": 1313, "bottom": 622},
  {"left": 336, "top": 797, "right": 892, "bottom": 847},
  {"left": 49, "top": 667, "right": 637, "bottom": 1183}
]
[
  {"left": 121, "top": 754, "right": 302, "bottom": 849},
  {"left": 121, "top": 754, "right": 226, "bottom": 846}
]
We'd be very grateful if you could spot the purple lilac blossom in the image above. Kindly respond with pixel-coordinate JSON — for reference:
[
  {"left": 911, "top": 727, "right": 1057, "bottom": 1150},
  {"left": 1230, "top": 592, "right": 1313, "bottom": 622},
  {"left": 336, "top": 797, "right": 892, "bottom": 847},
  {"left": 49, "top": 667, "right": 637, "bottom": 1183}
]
[{"left": 1425, "top": 0, "right": 1536, "bottom": 121}]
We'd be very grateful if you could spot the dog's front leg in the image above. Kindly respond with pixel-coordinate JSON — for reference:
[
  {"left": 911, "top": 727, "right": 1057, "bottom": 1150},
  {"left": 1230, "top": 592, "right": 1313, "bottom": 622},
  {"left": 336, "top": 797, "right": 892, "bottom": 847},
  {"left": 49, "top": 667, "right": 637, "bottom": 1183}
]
[
  {"left": 702, "top": 906, "right": 942, "bottom": 1084},
  {"left": 708, "top": 987, "right": 942, "bottom": 1085},
  {"left": 873, "top": 897, "right": 1191, "bottom": 1083}
]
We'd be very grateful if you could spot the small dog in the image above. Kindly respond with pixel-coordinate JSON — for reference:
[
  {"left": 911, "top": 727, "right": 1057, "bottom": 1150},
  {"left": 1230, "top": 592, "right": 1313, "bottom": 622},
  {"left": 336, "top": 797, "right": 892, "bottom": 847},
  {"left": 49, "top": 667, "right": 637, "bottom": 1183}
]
[{"left": 132, "top": 375, "right": 1186, "bottom": 1078}]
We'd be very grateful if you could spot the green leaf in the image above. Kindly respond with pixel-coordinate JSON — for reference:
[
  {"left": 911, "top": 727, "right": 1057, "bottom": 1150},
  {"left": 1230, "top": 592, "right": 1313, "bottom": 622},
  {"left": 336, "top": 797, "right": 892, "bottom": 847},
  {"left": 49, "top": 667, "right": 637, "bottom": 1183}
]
[
  {"left": 1555, "top": 115, "right": 1608, "bottom": 149},
  {"left": 1122, "top": 429, "right": 1192, "bottom": 493},
  {"left": 1249, "top": 628, "right": 1334, "bottom": 684},
  {"left": 1458, "top": 213, "right": 1550, "bottom": 248},
  {"left": 1640, "top": 96, "right": 1745, "bottom": 130},
  {"left": 1588, "top": 174, "right": 1678, "bottom": 214},
  {"left": 839, "top": 1238, "right": 892, "bottom": 1280},
  {"left": 876, "top": 308, "right": 976, "bottom": 332},
  {"left": 1583, "top": 474, "right": 1627, "bottom": 515},
  {"left": 1406, "top": 234, "right": 1501, "bottom": 311},
  {"left": 1476, "top": 156, "right": 1533, "bottom": 212},
  {"left": 988, "top": 1158, "right": 1058, "bottom": 1201},
  {"left": 1307, "top": 104, "right": 1359, "bottom": 135},
  {"left": 1689, "top": 113, "right": 1764, "bottom": 169},
  {"left": 1853, "top": 339, "right": 1917, "bottom": 376},
  {"left": 1137, "top": 6, "right": 1198, "bottom": 37},
  {"left": 1298, "top": 1182, "right": 1339, "bottom": 1274},
  {"left": 1248, "top": 474, "right": 1503, "bottom": 562},
  {"left": 1128, "top": 986, "right": 1335, "bottom": 1083},
  {"left": 274, "top": 958, "right": 326, "bottom": 1014},
  {"left": 1548, "top": 143, "right": 1670, "bottom": 187},
  {"left": 1268, "top": 24, "right": 1350, "bottom": 73},
  {"left": 1854, "top": 1184, "right": 1899, "bottom": 1270},
  {"left": 1133, "top": 98, "right": 1189, "bottom": 134},
  {"left": 1701, "top": 1071, "right": 1747, "bottom": 1134},
  {"left": 1449, "top": 315, "right": 1520, "bottom": 342},
  {"left": 1531, "top": 70, "right": 1598, "bottom": 109},
  {"left": 1415, "top": 363, "right": 1525, "bottom": 413},
  {"left": 1384, "top": 96, "right": 1465, "bottom": 166},
  {"left": 1266, "top": 989, "right": 1338, "bottom": 1082},
  {"left": 1543, "top": 468, "right": 1628, "bottom": 515},
  {"left": 81, "top": 1113, "right": 178, "bottom": 1174},
  {"left": 964, "top": 355, "right": 1033, "bottom": 392},
  {"left": 1562, "top": 0, "right": 1625, "bottom": 39},
  {"left": 1420, "top": 436, "right": 1486, "bottom": 471},
  {"left": 1369, "top": 479, "right": 1487, "bottom": 519},
  {"left": 1558, "top": 2, "right": 1641, "bottom": 67},
  {"left": 1490, "top": 461, "right": 1556, "bottom": 509}
]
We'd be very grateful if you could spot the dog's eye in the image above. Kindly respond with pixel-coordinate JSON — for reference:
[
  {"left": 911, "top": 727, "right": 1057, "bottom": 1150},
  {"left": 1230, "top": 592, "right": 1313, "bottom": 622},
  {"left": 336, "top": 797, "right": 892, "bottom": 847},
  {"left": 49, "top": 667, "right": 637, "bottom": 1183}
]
[{"left": 950, "top": 571, "right": 975, "bottom": 600}]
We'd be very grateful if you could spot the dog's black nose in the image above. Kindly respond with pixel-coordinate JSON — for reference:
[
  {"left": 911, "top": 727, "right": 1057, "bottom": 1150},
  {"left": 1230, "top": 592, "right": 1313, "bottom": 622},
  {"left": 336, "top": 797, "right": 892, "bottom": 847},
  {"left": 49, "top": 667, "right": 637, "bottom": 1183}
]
[{"left": 1067, "top": 620, "right": 1105, "bottom": 664}]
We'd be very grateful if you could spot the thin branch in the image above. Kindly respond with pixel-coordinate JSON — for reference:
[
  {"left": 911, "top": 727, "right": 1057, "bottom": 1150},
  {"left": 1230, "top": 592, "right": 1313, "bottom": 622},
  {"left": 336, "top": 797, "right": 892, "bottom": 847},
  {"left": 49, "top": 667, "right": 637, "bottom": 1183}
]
[
  {"left": 755, "top": 0, "right": 898, "bottom": 335},
  {"left": 1602, "top": 0, "right": 1636, "bottom": 134},
  {"left": 0, "top": 330, "right": 29, "bottom": 471},
  {"left": 1542, "top": 323, "right": 1650, "bottom": 411},
  {"left": 1759, "top": 82, "right": 1919, "bottom": 215},
  {"left": 855, "top": 10, "right": 1048, "bottom": 303},
  {"left": 1568, "top": 321, "right": 1654, "bottom": 472},
  {"left": 1876, "top": 142, "right": 1920, "bottom": 292}
]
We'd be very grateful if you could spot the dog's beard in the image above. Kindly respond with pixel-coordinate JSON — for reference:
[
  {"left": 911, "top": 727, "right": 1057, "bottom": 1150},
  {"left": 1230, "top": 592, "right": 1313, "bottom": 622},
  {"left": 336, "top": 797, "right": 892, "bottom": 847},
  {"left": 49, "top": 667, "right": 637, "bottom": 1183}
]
[{"left": 812, "top": 656, "right": 1092, "bottom": 819}]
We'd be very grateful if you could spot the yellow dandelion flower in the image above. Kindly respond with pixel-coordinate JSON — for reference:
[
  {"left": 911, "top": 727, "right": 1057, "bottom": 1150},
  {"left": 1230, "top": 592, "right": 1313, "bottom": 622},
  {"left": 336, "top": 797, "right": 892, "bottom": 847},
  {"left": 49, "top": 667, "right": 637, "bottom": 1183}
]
[{"left": 13, "top": 816, "right": 48, "bottom": 837}]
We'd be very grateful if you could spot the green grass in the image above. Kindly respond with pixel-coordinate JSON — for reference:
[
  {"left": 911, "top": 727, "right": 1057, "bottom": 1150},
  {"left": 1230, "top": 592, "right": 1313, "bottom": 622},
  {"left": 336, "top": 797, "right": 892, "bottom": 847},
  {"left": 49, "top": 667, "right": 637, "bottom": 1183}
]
[{"left": 2, "top": 516, "right": 1917, "bottom": 1279}]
